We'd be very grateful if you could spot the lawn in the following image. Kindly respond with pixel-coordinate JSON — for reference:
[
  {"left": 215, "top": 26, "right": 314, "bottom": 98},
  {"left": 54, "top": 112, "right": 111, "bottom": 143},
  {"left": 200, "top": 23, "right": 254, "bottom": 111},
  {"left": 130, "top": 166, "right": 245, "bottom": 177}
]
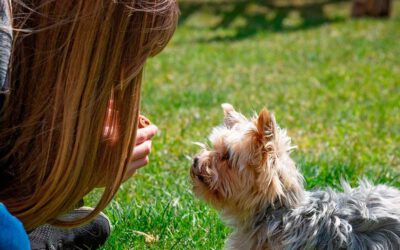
[{"left": 98, "top": 0, "right": 400, "bottom": 249}]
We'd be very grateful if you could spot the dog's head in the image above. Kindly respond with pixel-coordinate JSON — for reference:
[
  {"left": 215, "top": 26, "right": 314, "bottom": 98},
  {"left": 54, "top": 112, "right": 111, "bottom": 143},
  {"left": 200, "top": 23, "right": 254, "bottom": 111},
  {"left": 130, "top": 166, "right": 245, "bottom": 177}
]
[{"left": 190, "top": 104, "right": 303, "bottom": 216}]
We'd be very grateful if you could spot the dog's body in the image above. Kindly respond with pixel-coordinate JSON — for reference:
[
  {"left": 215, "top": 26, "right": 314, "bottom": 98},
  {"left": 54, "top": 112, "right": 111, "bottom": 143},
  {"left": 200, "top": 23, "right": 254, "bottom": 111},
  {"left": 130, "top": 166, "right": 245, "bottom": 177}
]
[
  {"left": 227, "top": 182, "right": 400, "bottom": 250},
  {"left": 190, "top": 104, "right": 400, "bottom": 250}
]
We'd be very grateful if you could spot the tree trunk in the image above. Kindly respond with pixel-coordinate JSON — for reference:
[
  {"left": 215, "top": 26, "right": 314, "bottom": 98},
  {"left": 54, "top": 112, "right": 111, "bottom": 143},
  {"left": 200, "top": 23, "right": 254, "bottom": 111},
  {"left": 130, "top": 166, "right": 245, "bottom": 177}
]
[{"left": 351, "top": 0, "right": 392, "bottom": 17}]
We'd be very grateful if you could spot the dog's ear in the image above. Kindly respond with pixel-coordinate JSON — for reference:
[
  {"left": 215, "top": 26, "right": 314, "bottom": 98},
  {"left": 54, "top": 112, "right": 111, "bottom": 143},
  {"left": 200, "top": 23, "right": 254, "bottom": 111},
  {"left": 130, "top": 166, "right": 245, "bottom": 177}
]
[
  {"left": 222, "top": 103, "right": 246, "bottom": 128},
  {"left": 222, "top": 103, "right": 235, "bottom": 114},
  {"left": 256, "top": 108, "right": 274, "bottom": 139}
]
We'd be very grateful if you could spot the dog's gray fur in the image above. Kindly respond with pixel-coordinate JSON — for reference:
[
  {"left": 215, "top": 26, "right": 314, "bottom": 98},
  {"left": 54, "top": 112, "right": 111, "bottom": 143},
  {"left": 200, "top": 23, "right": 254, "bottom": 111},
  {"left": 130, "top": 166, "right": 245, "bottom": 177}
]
[{"left": 247, "top": 180, "right": 400, "bottom": 250}]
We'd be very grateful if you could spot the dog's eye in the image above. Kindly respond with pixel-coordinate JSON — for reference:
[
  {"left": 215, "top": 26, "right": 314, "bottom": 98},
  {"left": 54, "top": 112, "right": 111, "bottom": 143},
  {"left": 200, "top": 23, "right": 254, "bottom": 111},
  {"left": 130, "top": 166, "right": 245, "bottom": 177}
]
[{"left": 221, "top": 152, "right": 230, "bottom": 161}]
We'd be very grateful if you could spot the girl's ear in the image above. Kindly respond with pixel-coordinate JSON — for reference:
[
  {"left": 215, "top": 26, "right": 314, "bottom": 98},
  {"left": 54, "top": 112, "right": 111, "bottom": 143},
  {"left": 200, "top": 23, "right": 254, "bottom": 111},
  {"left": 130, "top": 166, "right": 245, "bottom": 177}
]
[
  {"left": 221, "top": 103, "right": 246, "bottom": 129},
  {"left": 256, "top": 108, "right": 274, "bottom": 138}
]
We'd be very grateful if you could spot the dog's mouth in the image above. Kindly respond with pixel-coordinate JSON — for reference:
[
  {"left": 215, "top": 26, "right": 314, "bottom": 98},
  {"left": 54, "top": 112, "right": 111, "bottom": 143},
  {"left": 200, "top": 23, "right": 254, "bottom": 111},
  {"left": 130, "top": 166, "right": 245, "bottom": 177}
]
[{"left": 194, "top": 172, "right": 207, "bottom": 183}]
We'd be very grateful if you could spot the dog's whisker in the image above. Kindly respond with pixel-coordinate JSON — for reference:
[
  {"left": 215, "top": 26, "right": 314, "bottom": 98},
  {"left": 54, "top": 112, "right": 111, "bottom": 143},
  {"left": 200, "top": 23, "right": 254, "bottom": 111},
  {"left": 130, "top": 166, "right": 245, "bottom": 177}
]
[
  {"left": 184, "top": 155, "right": 193, "bottom": 162},
  {"left": 191, "top": 141, "right": 208, "bottom": 149}
]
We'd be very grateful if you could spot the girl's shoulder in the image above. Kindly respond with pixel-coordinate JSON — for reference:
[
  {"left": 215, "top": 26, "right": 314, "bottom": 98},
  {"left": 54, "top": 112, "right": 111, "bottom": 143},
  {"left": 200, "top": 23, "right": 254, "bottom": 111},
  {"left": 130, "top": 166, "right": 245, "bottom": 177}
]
[{"left": 0, "top": 203, "right": 30, "bottom": 250}]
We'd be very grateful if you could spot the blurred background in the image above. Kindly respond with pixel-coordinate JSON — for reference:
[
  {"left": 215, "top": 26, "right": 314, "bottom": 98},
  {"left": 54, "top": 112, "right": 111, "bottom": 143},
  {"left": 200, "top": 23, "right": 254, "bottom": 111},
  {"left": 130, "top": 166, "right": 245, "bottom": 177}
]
[{"left": 99, "top": 1, "right": 400, "bottom": 249}]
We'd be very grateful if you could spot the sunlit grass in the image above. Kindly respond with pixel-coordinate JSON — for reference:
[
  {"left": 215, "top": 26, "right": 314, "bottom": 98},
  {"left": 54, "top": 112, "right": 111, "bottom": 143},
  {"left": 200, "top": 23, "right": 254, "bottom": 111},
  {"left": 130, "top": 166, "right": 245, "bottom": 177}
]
[{"left": 99, "top": 1, "right": 400, "bottom": 248}]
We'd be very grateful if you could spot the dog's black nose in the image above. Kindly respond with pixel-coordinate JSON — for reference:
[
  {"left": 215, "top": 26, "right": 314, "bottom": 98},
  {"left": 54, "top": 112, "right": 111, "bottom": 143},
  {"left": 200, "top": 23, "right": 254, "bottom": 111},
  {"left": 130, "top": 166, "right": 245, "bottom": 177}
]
[{"left": 193, "top": 157, "right": 199, "bottom": 168}]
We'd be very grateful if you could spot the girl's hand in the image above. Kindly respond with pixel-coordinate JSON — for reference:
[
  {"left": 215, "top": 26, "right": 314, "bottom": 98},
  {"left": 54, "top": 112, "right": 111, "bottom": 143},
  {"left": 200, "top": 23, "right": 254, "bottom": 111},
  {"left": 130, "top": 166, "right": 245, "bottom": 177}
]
[
  {"left": 123, "top": 124, "right": 158, "bottom": 181},
  {"left": 103, "top": 100, "right": 157, "bottom": 182}
]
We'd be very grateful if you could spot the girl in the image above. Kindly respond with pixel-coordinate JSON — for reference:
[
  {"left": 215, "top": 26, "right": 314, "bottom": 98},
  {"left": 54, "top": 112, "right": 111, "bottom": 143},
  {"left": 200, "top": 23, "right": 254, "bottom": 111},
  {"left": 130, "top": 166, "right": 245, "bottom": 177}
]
[{"left": 0, "top": 0, "right": 178, "bottom": 248}]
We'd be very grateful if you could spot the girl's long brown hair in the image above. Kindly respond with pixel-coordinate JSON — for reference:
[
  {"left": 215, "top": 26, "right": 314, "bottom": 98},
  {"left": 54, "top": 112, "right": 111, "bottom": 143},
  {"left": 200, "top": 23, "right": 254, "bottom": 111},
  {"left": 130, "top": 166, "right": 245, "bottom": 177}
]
[{"left": 0, "top": 0, "right": 178, "bottom": 230}]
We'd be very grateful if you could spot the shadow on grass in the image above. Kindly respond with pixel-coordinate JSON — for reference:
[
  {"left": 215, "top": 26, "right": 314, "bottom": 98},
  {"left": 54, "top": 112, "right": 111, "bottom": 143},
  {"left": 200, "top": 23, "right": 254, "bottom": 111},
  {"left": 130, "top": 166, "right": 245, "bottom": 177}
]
[{"left": 179, "top": 0, "right": 349, "bottom": 41}]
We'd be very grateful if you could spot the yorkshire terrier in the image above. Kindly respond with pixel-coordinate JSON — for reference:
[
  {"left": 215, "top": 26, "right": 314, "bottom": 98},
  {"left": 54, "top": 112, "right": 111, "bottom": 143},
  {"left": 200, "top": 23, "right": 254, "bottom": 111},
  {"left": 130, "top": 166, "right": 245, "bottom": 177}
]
[{"left": 190, "top": 104, "right": 400, "bottom": 250}]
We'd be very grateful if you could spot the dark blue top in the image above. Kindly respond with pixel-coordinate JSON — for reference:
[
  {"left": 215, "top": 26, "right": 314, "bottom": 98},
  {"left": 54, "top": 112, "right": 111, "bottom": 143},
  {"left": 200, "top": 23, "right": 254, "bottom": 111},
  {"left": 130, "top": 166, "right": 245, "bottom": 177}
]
[{"left": 0, "top": 203, "right": 30, "bottom": 250}]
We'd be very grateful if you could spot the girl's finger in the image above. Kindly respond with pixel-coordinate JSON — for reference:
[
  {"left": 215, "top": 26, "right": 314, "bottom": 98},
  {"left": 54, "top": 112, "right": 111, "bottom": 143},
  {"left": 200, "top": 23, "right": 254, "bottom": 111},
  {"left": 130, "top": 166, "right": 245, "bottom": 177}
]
[
  {"left": 131, "top": 140, "right": 152, "bottom": 161},
  {"left": 124, "top": 156, "right": 149, "bottom": 180},
  {"left": 135, "top": 125, "right": 158, "bottom": 145}
]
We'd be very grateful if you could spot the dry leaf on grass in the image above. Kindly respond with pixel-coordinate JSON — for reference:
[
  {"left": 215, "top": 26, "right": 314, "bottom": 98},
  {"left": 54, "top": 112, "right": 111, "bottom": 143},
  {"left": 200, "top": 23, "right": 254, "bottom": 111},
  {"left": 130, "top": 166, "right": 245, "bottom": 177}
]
[{"left": 132, "top": 230, "right": 159, "bottom": 244}]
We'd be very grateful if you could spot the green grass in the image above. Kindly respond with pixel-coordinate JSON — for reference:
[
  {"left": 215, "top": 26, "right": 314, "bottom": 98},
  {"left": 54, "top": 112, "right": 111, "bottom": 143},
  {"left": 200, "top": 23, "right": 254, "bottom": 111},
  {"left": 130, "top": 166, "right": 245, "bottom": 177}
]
[{"left": 98, "top": 1, "right": 400, "bottom": 248}]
